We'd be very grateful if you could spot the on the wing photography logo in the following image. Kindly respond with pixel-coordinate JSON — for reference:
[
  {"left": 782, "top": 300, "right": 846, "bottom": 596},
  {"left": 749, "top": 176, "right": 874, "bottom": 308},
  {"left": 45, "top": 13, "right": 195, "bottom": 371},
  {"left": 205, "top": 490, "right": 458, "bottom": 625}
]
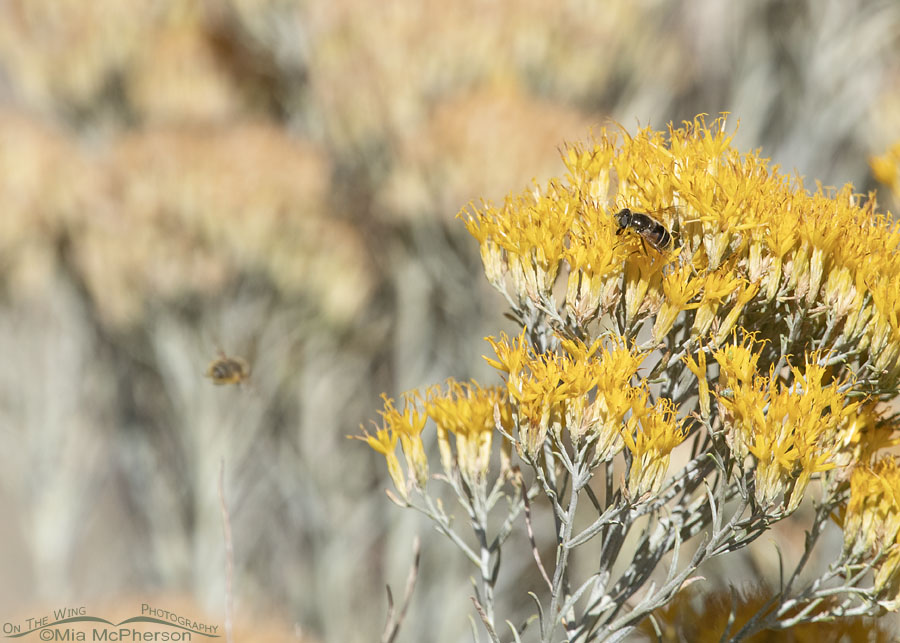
[{"left": 3, "top": 604, "right": 219, "bottom": 641}]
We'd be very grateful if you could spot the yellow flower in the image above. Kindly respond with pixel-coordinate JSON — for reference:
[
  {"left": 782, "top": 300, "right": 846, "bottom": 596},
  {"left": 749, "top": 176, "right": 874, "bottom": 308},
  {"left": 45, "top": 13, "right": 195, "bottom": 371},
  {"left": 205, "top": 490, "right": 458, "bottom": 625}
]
[
  {"left": 623, "top": 253, "right": 665, "bottom": 324},
  {"left": 425, "top": 380, "right": 507, "bottom": 484},
  {"left": 867, "top": 274, "right": 900, "bottom": 374},
  {"left": 871, "top": 142, "right": 900, "bottom": 195},
  {"left": 484, "top": 332, "right": 565, "bottom": 458},
  {"left": 622, "top": 397, "right": 686, "bottom": 497},
  {"left": 360, "top": 425, "right": 406, "bottom": 499},
  {"left": 719, "top": 372, "right": 768, "bottom": 462},
  {"left": 843, "top": 459, "right": 900, "bottom": 605},
  {"left": 717, "top": 349, "right": 856, "bottom": 511},
  {"left": 563, "top": 133, "right": 618, "bottom": 204},
  {"left": 461, "top": 181, "right": 573, "bottom": 305},
  {"left": 760, "top": 198, "right": 800, "bottom": 300},
  {"left": 653, "top": 257, "right": 704, "bottom": 342},
  {"left": 836, "top": 405, "right": 899, "bottom": 468},
  {"left": 796, "top": 197, "right": 844, "bottom": 305},
  {"left": 713, "top": 279, "right": 760, "bottom": 346},
  {"left": 822, "top": 265, "right": 857, "bottom": 320},
  {"left": 842, "top": 289, "right": 873, "bottom": 346},
  {"left": 564, "top": 203, "right": 626, "bottom": 324},
  {"left": 385, "top": 395, "right": 429, "bottom": 489},
  {"left": 379, "top": 394, "right": 429, "bottom": 490},
  {"left": 692, "top": 265, "right": 743, "bottom": 338},
  {"left": 682, "top": 347, "right": 710, "bottom": 420},
  {"left": 357, "top": 394, "right": 427, "bottom": 500},
  {"left": 583, "top": 339, "right": 650, "bottom": 462},
  {"left": 712, "top": 332, "right": 765, "bottom": 387}
]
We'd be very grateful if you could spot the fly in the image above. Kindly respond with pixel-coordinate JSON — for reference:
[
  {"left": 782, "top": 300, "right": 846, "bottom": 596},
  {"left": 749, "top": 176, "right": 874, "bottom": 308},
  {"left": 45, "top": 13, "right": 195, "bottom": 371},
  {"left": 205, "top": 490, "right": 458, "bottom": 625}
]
[{"left": 614, "top": 208, "right": 673, "bottom": 252}]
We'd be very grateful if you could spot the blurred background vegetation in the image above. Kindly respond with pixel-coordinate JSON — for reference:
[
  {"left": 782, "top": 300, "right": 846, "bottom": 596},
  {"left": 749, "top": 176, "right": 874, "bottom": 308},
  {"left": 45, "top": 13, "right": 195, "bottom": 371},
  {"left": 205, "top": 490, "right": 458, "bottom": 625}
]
[{"left": 0, "top": 0, "right": 899, "bottom": 641}]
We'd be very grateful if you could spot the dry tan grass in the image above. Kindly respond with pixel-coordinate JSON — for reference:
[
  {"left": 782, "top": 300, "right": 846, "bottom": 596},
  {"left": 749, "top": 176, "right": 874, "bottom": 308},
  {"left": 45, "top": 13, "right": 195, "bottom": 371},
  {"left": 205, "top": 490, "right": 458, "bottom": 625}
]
[{"left": 0, "top": 0, "right": 898, "bottom": 640}]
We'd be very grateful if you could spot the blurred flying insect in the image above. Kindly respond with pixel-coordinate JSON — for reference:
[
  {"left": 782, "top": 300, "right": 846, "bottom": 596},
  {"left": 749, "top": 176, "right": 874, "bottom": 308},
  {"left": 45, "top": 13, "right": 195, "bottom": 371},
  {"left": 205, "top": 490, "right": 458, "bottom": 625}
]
[
  {"left": 205, "top": 351, "right": 251, "bottom": 386},
  {"left": 614, "top": 207, "right": 674, "bottom": 252}
]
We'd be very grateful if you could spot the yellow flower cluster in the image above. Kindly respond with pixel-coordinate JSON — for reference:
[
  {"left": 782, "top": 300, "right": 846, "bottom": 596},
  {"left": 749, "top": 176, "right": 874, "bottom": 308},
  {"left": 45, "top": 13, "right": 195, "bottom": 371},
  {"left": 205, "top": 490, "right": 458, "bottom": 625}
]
[
  {"left": 360, "top": 383, "right": 511, "bottom": 496},
  {"left": 871, "top": 141, "right": 900, "bottom": 208},
  {"left": 714, "top": 336, "right": 859, "bottom": 511},
  {"left": 361, "top": 394, "right": 428, "bottom": 501},
  {"left": 366, "top": 117, "right": 900, "bottom": 577},
  {"left": 425, "top": 380, "right": 511, "bottom": 484},
  {"left": 835, "top": 404, "right": 899, "bottom": 468},
  {"left": 621, "top": 397, "right": 686, "bottom": 497},
  {"left": 461, "top": 116, "right": 900, "bottom": 383},
  {"left": 485, "top": 332, "right": 685, "bottom": 494},
  {"left": 844, "top": 459, "right": 900, "bottom": 607},
  {"left": 642, "top": 585, "right": 893, "bottom": 642},
  {"left": 365, "top": 331, "right": 688, "bottom": 498}
]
